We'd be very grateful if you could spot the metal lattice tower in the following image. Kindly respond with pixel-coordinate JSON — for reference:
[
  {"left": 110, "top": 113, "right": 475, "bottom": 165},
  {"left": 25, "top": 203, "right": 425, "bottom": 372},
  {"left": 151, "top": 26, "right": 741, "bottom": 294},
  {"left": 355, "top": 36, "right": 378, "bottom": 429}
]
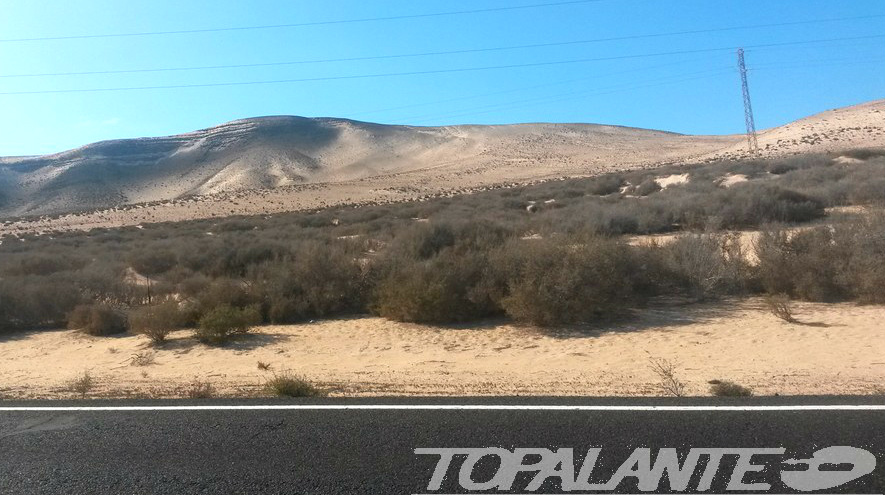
[{"left": 737, "top": 48, "right": 759, "bottom": 152}]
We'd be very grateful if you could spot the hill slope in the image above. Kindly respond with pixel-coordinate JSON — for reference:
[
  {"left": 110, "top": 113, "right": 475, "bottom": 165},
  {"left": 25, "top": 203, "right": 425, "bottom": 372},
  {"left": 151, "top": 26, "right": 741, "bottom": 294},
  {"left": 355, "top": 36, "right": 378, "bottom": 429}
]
[
  {"left": 0, "top": 99, "right": 882, "bottom": 224},
  {"left": 0, "top": 117, "right": 731, "bottom": 217}
]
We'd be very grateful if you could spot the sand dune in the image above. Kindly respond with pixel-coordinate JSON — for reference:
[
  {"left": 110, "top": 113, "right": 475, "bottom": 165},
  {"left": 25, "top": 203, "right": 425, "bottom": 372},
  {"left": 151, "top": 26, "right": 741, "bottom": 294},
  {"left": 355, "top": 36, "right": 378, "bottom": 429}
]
[
  {"left": 0, "top": 99, "right": 882, "bottom": 236},
  {"left": 0, "top": 299, "right": 881, "bottom": 399}
]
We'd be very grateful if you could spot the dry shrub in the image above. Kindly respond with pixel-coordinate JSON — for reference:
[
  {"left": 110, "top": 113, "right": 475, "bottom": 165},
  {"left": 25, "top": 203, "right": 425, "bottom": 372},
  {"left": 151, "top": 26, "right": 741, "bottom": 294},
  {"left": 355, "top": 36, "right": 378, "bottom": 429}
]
[
  {"left": 649, "top": 357, "right": 686, "bottom": 397},
  {"left": 195, "top": 304, "right": 262, "bottom": 345},
  {"left": 186, "top": 379, "right": 215, "bottom": 399},
  {"left": 713, "top": 184, "right": 825, "bottom": 228},
  {"left": 129, "top": 300, "right": 184, "bottom": 344},
  {"left": 370, "top": 250, "right": 498, "bottom": 324},
  {"left": 258, "top": 243, "right": 365, "bottom": 324},
  {"left": 1, "top": 276, "right": 83, "bottom": 333},
  {"left": 265, "top": 372, "right": 324, "bottom": 397},
  {"left": 710, "top": 380, "right": 753, "bottom": 397},
  {"left": 586, "top": 175, "right": 624, "bottom": 196},
  {"left": 836, "top": 211, "right": 885, "bottom": 304},
  {"left": 66, "top": 370, "right": 94, "bottom": 398},
  {"left": 67, "top": 304, "right": 127, "bottom": 336},
  {"left": 497, "top": 236, "right": 639, "bottom": 326},
  {"left": 628, "top": 178, "right": 662, "bottom": 196},
  {"left": 191, "top": 278, "right": 259, "bottom": 323},
  {"left": 129, "top": 350, "right": 157, "bottom": 366},
  {"left": 764, "top": 294, "right": 798, "bottom": 323},
  {"left": 656, "top": 233, "right": 748, "bottom": 300},
  {"left": 755, "top": 213, "right": 885, "bottom": 304},
  {"left": 1, "top": 254, "right": 88, "bottom": 276},
  {"left": 128, "top": 249, "right": 177, "bottom": 277},
  {"left": 754, "top": 228, "right": 846, "bottom": 302}
]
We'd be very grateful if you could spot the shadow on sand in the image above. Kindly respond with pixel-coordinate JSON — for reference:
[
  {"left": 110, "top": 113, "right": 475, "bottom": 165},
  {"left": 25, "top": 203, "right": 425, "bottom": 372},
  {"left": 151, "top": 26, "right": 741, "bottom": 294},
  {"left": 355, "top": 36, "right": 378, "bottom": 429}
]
[
  {"left": 527, "top": 298, "right": 743, "bottom": 340},
  {"left": 154, "top": 330, "right": 291, "bottom": 353}
]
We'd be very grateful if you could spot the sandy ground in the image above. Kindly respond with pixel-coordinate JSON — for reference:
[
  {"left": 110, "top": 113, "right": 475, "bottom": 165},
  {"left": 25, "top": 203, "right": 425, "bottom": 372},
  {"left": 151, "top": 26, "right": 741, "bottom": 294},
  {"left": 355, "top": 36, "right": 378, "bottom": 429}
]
[{"left": 1, "top": 298, "right": 881, "bottom": 399}]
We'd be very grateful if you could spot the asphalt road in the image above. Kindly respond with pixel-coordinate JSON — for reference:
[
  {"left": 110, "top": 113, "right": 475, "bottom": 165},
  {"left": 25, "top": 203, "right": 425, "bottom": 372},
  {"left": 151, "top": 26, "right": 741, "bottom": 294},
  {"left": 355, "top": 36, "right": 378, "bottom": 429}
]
[{"left": 0, "top": 397, "right": 884, "bottom": 495}]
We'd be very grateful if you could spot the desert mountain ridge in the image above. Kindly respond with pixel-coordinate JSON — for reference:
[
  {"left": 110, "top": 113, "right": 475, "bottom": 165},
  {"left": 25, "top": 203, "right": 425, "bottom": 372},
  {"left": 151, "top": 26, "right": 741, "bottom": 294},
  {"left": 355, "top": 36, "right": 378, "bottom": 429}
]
[
  {"left": 0, "top": 116, "right": 721, "bottom": 217},
  {"left": 0, "top": 99, "right": 882, "bottom": 234}
]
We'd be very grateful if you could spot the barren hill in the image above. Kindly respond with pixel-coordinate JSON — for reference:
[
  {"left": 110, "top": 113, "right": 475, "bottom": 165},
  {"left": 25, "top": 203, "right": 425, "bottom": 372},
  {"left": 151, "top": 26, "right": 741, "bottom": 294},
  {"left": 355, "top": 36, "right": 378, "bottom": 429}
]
[
  {"left": 0, "top": 117, "right": 729, "bottom": 217},
  {"left": 0, "top": 99, "right": 882, "bottom": 234}
]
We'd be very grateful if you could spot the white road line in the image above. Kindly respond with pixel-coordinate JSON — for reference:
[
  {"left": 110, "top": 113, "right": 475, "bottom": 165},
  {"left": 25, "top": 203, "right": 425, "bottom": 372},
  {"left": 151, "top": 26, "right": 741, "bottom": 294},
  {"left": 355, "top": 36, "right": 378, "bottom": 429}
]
[{"left": 0, "top": 405, "right": 884, "bottom": 412}]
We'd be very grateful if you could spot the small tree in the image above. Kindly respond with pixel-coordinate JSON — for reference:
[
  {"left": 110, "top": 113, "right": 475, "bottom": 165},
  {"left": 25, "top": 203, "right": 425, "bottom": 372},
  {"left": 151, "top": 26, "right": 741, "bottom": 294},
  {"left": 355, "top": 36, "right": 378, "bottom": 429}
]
[
  {"left": 129, "top": 300, "right": 184, "bottom": 344},
  {"left": 195, "top": 304, "right": 261, "bottom": 345}
]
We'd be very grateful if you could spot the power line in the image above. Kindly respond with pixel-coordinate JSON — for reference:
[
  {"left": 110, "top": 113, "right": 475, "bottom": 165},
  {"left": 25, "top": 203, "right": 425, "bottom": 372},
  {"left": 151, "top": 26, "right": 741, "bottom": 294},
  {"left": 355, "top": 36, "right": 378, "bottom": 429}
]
[
  {"left": 349, "top": 56, "right": 719, "bottom": 118},
  {"left": 2, "top": 34, "right": 883, "bottom": 96},
  {"left": 0, "top": 0, "right": 604, "bottom": 43},
  {"left": 370, "top": 53, "right": 885, "bottom": 122},
  {"left": 751, "top": 55, "right": 885, "bottom": 69},
  {"left": 3, "top": 14, "right": 884, "bottom": 78},
  {"left": 391, "top": 68, "right": 735, "bottom": 124},
  {"left": 383, "top": 54, "right": 885, "bottom": 116},
  {"left": 407, "top": 71, "right": 735, "bottom": 125}
]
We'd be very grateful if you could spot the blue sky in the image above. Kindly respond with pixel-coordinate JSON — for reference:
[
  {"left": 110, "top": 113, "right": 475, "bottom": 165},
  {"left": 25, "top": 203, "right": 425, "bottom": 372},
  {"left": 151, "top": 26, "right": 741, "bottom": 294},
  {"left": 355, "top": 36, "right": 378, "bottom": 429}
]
[{"left": 1, "top": 0, "right": 883, "bottom": 156}]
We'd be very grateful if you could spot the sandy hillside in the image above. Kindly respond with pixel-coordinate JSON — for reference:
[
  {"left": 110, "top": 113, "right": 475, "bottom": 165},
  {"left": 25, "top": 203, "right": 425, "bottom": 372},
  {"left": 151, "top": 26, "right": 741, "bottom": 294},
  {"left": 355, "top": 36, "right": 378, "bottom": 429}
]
[
  {"left": 1, "top": 99, "right": 883, "bottom": 238},
  {"left": 703, "top": 99, "right": 885, "bottom": 161},
  {"left": 0, "top": 118, "right": 733, "bottom": 218},
  {"left": 1, "top": 299, "right": 881, "bottom": 399}
]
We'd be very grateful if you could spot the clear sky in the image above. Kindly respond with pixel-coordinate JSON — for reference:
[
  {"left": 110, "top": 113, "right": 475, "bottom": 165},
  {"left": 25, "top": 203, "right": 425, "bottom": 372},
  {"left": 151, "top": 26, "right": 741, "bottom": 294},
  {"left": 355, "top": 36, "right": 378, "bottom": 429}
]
[{"left": 1, "top": 0, "right": 883, "bottom": 156}]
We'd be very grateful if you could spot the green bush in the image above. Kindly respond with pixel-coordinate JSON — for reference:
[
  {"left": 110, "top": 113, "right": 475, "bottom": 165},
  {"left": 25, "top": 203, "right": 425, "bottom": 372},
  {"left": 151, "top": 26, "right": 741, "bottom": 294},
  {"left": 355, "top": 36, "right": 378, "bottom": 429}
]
[
  {"left": 67, "top": 304, "right": 127, "bottom": 336},
  {"left": 195, "top": 304, "right": 262, "bottom": 345}
]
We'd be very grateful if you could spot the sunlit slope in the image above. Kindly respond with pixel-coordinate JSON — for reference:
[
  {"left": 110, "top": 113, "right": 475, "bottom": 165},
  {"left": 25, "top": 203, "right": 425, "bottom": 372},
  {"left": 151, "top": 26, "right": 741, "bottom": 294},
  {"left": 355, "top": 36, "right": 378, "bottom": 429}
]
[{"left": 1, "top": 99, "right": 882, "bottom": 217}]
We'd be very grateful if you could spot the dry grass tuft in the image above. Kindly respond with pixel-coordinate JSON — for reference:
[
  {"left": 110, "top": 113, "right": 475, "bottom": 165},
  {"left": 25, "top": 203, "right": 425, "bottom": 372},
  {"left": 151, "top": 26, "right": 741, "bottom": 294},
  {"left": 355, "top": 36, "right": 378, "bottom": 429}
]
[
  {"left": 648, "top": 356, "right": 686, "bottom": 397},
  {"left": 185, "top": 379, "right": 215, "bottom": 399},
  {"left": 129, "top": 350, "right": 156, "bottom": 367},
  {"left": 66, "top": 370, "right": 94, "bottom": 398},
  {"left": 710, "top": 379, "right": 753, "bottom": 397},
  {"left": 265, "top": 372, "right": 324, "bottom": 397}
]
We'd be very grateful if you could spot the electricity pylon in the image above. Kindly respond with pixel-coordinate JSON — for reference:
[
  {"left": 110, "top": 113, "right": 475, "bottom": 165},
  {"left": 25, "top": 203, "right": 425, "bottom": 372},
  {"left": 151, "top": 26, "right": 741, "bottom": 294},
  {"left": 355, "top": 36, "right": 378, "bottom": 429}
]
[{"left": 737, "top": 48, "right": 758, "bottom": 152}]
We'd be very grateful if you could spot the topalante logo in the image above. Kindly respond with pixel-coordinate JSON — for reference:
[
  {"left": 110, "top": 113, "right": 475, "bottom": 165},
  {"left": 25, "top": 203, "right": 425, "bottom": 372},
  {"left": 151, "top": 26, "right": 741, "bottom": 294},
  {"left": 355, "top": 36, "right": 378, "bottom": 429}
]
[{"left": 414, "top": 446, "right": 877, "bottom": 493}]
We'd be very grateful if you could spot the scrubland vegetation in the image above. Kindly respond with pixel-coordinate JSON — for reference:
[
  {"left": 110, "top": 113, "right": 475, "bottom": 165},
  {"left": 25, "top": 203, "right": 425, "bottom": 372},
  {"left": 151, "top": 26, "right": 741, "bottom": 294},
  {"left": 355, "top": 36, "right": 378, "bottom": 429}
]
[{"left": 0, "top": 150, "right": 883, "bottom": 336}]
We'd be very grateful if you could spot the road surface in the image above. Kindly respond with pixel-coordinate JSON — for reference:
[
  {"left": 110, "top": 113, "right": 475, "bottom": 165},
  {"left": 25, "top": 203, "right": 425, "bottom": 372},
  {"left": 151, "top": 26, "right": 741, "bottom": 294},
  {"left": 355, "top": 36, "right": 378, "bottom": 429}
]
[{"left": 0, "top": 397, "right": 884, "bottom": 494}]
